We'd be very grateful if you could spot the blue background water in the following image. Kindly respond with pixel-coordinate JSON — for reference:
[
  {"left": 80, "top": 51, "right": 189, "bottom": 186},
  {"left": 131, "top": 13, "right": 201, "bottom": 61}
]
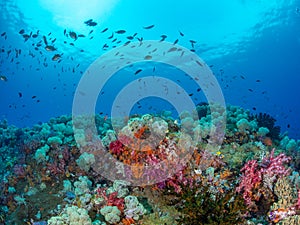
[{"left": 0, "top": 0, "right": 299, "bottom": 138}]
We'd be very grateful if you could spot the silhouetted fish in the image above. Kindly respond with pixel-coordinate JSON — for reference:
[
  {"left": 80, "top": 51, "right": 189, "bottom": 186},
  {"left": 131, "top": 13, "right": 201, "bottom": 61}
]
[
  {"left": 135, "top": 69, "right": 142, "bottom": 75},
  {"left": 23, "top": 34, "right": 30, "bottom": 41},
  {"left": 84, "top": 19, "right": 97, "bottom": 26},
  {"left": 69, "top": 31, "right": 77, "bottom": 40},
  {"left": 45, "top": 45, "right": 56, "bottom": 51},
  {"left": 160, "top": 35, "right": 167, "bottom": 41},
  {"left": 115, "top": 30, "right": 126, "bottom": 34},
  {"left": 52, "top": 54, "right": 62, "bottom": 61},
  {"left": 0, "top": 75, "right": 8, "bottom": 82},
  {"left": 101, "top": 28, "right": 108, "bottom": 33},
  {"left": 108, "top": 33, "right": 114, "bottom": 39},
  {"left": 143, "top": 24, "right": 155, "bottom": 29},
  {"left": 43, "top": 36, "right": 48, "bottom": 45}
]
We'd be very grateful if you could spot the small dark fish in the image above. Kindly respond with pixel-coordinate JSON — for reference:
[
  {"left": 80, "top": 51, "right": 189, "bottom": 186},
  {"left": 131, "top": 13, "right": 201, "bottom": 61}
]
[
  {"left": 102, "top": 43, "right": 109, "bottom": 49},
  {"left": 51, "top": 38, "right": 56, "bottom": 43},
  {"left": 112, "top": 38, "right": 117, "bottom": 42},
  {"left": 52, "top": 54, "right": 61, "bottom": 61},
  {"left": 23, "top": 34, "right": 30, "bottom": 41},
  {"left": 253, "top": 107, "right": 256, "bottom": 110},
  {"left": 64, "top": 29, "right": 66, "bottom": 36},
  {"left": 127, "top": 36, "right": 134, "bottom": 40},
  {"left": 248, "top": 89, "right": 253, "bottom": 92},
  {"left": 48, "top": 32, "right": 51, "bottom": 36},
  {"left": 137, "top": 37, "right": 143, "bottom": 42},
  {"left": 173, "top": 39, "right": 179, "bottom": 45},
  {"left": 197, "top": 88, "right": 201, "bottom": 92},
  {"left": 160, "top": 35, "right": 167, "bottom": 41},
  {"left": 190, "top": 40, "right": 196, "bottom": 48},
  {"left": 189, "top": 93, "right": 193, "bottom": 96},
  {"left": 43, "top": 36, "right": 48, "bottom": 45},
  {"left": 1, "top": 32, "right": 6, "bottom": 36},
  {"left": 84, "top": 19, "right": 97, "bottom": 26},
  {"left": 240, "top": 75, "right": 245, "bottom": 79},
  {"left": 88, "top": 21, "right": 97, "bottom": 26},
  {"left": 101, "top": 28, "right": 108, "bottom": 33},
  {"left": 123, "top": 41, "right": 130, "bottom": 46},
  {"left": 18, "top": 92, "right": 22, "bottom": 98},
  {"left": 89, "top": 30, "right": 94, "bottom": 35},
  {"left": 179, "top": 30, "right": 184, "bottom": 36},
  {"left": 256, "top": 79, "right": 261, "bottom": 82},
  {"left": 32, "top": 34, "right": 38, "bottom": 38},
  {"left": 144, "top": 55, "right": 152, "bottom": 60},
  {"left": 143, "top": 24, "right": 155, "bottom": 29},
  {"left": 45, "top": 45, "right": 56, "bottom": 51},
  {"left": 19, "top": 29, "right": 25, "bottom": 34},
  {"left": 69, "top": 31, "right": 77, "bottom": 40},
  {"left": 135, "top": 69, "right": 142, "bottom": 75},
  {"left": 0, "top": 75, "right": 8, "bottom": 82},
  {"left": 168, "top": 47, "right": 177, "bottom": 52},
  {"left": 31, "top": 95, "right": 36, "bottom": 99},
  {"left": 78, "top": 34, "right": 85, "bottom": 37},
  {"left": 287, "top": 124, "right": 290, "bottom": 128},
  {"left": 108, "top": 33, "right": 114, "bottom": 39},
  {"left": 115, "top": 30, "right": 126, "bottom": 34}
]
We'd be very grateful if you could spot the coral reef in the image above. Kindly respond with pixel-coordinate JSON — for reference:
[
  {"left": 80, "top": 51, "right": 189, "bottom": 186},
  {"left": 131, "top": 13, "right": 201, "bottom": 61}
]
[{"left": 0, "top": 104, "right": 299, "bottom": 224}]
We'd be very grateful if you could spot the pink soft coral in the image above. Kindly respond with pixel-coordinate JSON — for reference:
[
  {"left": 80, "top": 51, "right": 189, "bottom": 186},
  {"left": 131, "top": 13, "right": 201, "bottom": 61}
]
[{"left": 237, "top": 148, "right": 291, "bottom": 208}]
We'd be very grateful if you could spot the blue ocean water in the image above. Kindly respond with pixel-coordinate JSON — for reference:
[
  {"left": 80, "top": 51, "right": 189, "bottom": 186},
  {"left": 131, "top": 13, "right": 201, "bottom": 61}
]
[{"left": 0, "top": 0, "right": 300, "bottom": 138}]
